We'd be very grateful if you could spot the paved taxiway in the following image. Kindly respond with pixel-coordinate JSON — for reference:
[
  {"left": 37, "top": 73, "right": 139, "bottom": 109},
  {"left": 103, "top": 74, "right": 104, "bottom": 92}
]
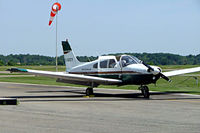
[{"left": 0, "top": 82, "right": 200, "bottom": 133}]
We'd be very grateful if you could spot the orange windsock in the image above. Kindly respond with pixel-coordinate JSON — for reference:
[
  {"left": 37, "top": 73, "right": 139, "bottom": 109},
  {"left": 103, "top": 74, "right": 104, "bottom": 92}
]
[{"left": 49, "top": 2, "right": 61, "bottom": 26}]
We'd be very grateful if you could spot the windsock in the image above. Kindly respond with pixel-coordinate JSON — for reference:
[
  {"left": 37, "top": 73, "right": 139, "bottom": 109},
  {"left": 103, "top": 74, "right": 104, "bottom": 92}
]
[{"left": 49, "top": 2, "right": 61, "bottom": 26}]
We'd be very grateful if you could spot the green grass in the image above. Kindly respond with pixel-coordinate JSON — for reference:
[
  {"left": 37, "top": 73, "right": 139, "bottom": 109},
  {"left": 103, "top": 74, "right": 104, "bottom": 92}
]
[
  {"left": 158, "top": 65, "right": 200, "bottom": 69},
  {"left": 0, "top": 76, "right": 81, "bottom": 87},
  {"left": 0, "top": 75, "right": 199, "bottom": 95},
  {"left": 149, "top": 77, "right": 200, "bottom": 95},
  {"left": 0, "top": 73, "right": 25, "bottom": 75},
  {"left": 100, "top": 76, "right": 200, "bottom": 95},
  {"left": 0, "top": 65, "right": 200, "bottom": 95}
]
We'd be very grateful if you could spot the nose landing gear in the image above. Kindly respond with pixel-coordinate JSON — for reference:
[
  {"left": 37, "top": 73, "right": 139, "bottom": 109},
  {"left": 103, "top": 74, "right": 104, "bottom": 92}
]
[{"left": 139, "top": 85, "right": 150, "bottom": 98}]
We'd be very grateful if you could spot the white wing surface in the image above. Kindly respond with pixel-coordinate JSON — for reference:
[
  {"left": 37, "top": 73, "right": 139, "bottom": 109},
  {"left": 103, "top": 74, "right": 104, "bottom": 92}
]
[
  {"left": 8, "top": 68, "right": 122, "bottom": 85},
  {"left": 163, "top": 67, "right": 200, "bottom": 77}
]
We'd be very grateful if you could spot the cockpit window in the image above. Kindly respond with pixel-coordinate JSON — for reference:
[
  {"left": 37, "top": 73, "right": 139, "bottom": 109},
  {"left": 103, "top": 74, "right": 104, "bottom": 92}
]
[
  {"left": 108, "top": 59, "right": 116, "bottom": 68},
  {"left": 93, "top": 63, "right": 98, "bottom": 68},
  {"left": 100, "top": 59, "right": 117, "bottom": 68},
  {"left": 121, "top": 56, "right": 139, "bottom": 67},
  {"left": 100, "top": 60, "right": 108, "bottom": 68},
  {"left": 132, "top": 56, "right": 142, "bottom": 63}
]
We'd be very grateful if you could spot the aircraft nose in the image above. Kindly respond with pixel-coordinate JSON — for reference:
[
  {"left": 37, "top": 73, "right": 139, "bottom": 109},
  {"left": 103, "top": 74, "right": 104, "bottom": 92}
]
[{"left": 151, "top": 66, "right": 162, "bottom": 75}]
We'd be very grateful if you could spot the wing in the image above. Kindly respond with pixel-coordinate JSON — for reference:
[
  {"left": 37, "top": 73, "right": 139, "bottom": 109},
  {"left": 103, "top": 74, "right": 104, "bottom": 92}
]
[
  {"left": 162, "top": 67, "right": 200, "bottom": 77},
  {"left": 8, "top": 68, "right": 122, "bottom": 85}
]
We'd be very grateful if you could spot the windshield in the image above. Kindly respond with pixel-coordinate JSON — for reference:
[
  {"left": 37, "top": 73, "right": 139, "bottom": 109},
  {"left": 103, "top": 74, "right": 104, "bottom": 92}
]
[
  {"left": 132, "top": 56, "right": 142, "bottom": 64},
  {"left": 121, "top": 55, "right": 141, "bottom": 67}
]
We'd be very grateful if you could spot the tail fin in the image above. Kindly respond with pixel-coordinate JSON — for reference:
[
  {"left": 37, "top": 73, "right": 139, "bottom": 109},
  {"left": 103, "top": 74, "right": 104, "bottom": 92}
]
[{"left": 62, "top": 39, "right": 81, "bottom": 72}]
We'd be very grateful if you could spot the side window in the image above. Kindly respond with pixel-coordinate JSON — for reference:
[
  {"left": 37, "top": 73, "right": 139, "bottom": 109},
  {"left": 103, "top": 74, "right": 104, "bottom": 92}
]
[
  {"left": 100, "top": 60, "right": 108, "bottom": 68},
  {"left": 93, "top": 63, "right": 98, "bottom": 69},
  {"left": 108, "top": 59, "right": 116, "bottom": 68}
]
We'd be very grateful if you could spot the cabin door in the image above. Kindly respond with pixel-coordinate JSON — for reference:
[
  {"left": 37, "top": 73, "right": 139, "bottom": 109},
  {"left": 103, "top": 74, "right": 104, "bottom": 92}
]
[{"left": 98, "top": 59, "right": 121, "bottom": 79}]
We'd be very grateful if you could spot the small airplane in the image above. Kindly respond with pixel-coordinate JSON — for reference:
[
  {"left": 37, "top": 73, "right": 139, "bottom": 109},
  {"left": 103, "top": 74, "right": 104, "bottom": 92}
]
[{"left": 8, "top": 39, "right": 200, "bottom": 98}]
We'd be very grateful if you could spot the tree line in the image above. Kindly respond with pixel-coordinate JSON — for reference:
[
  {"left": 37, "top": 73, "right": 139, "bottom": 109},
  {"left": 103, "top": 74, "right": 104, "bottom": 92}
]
[{"left": 0, "top": 53, "right": 200, "bottom": 66}]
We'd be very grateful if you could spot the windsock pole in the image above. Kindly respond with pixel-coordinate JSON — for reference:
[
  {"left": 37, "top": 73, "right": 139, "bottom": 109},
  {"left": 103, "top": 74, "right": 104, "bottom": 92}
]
[
  {"left": 55, "top": 10, "right": 58, "bottom": 72},
  {"left": 55, "top": 0, "right": 58, "bottom": 72}
]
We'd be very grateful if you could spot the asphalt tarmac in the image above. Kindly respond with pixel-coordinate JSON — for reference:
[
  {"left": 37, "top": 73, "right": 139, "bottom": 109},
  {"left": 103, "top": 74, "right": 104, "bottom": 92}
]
[{"left": 0, "top": 82, "right": 200, "bottom": 133}]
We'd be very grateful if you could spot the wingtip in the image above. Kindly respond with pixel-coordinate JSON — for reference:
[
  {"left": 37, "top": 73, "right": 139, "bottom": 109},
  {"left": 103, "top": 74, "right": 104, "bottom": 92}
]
[{"left": 7, "top": 68, "right": 28, "bottom": 73}]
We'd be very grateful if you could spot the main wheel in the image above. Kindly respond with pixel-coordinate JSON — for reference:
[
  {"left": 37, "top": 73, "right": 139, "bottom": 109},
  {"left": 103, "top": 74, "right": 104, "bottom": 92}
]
[
  {"left": 86, "top": 87, "right": 93, "bottom": 96},
  {"left": 141, "top": 86, "right": 150, "bottom": 98}
]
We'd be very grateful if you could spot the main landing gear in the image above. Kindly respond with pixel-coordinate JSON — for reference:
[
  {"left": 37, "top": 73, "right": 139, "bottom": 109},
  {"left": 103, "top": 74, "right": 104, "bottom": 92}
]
[
  {"left": 139, "top": 85, "right": 150, "bottom": 98},
  {"left": 86, "top": 87, "right": 94, "bottom": 96}
]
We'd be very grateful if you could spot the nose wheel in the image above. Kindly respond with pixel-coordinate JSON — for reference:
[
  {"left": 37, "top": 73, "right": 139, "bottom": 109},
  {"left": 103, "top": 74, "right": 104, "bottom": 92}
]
[{"left": 139, "top": 86, "right": 150, "bottom": 98}]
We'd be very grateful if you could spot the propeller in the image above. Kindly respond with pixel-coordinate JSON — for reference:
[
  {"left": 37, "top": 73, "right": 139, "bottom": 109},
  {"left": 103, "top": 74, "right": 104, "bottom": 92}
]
[
  {"left": 142, "top": 62, "right": 154, "bottom": 72},
  {"left": 142, "top": 61, "right": 171, "bottom": 82},
  {"left": 159, "top": 72, "right": 171, "bottom": 82}
]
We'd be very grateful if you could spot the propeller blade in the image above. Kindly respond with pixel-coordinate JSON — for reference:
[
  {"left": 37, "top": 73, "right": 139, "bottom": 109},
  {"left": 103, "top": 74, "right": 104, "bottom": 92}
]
[
  {"left": 159, "top": 73, "right": 171, "bottom": 82},
  {"left": 142, "top": 62, "right": 154, "bottom": 72}
]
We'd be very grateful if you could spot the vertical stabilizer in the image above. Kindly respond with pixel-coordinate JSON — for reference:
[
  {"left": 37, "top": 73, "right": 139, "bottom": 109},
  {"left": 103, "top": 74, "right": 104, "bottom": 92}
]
[{"left": 62, "top": 39, "right": 81, "bottom": 72}]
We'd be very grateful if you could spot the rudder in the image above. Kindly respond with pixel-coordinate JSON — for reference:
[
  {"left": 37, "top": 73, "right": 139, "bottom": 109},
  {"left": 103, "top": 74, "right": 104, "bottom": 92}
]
[{"left": 62, "top": 39, "right": 81, "bottom": 72}]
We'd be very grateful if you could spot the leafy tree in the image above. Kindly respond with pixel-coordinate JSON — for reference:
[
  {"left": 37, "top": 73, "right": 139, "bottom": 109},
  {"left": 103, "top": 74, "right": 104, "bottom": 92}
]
[
  {"left": 7, "top": 60, "right": 16, "bottom": 66},
  {"left": 0, "top": 53, "right": 200, "bottom": 66},
  {"left": 0, "top": 60, "right": 4, "bottom": 66}
]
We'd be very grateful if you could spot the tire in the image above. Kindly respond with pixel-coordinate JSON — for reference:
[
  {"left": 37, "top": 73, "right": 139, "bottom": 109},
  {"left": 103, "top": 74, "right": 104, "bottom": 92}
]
[
  {"left": 143, "top": 86, "right": 150, "bottom": 98},
  {"left": 86, "top": 88, "right": 93, "bottom": 96}
]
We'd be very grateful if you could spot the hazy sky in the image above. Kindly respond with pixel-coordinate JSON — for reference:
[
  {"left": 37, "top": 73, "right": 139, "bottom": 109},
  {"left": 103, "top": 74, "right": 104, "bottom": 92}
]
[{"left": 1, "top": 0, "right": 200, "bottom": 57}]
